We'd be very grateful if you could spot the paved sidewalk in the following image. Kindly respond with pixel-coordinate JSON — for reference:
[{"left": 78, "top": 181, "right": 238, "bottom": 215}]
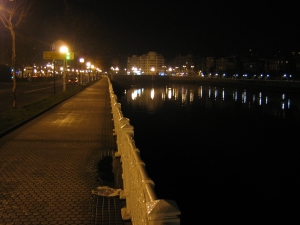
[{"left": 0, "top": 78, "right": 124, "bottom": 224}]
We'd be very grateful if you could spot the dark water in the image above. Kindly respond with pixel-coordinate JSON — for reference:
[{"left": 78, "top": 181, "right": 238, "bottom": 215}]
[{"left": 115, "top": 83, "right": 299, "bottom": 223}]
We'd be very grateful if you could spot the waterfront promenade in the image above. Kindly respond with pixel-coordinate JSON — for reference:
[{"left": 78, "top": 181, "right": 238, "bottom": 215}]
[{"left": 0, "top": 78, "right": 125, "bottom": 224}]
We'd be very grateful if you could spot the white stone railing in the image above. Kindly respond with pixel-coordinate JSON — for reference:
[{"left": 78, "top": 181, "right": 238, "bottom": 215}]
[{"left": 107, "top": 77, "right": 181, "bottom": 225}]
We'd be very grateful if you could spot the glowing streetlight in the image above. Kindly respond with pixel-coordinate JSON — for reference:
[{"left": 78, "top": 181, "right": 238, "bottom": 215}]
[{"left": 59, "top": 46, "right": 68, "bottom": 54}]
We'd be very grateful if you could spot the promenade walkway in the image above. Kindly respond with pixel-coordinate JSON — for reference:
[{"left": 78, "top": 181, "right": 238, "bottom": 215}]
[{"left": 0, "top": 78, "right": 125, "bottom": 224}]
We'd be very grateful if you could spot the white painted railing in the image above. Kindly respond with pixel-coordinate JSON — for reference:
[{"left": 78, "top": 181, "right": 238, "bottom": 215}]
[{"left": 107, "top": 77, "right": 181, "bottom": 225}]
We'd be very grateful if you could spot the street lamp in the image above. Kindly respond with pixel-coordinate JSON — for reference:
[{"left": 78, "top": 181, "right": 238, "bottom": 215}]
[
  {"left": 79, "top": 58, "right": 84, "bottom": 85},
  {"left": 60, "top": 46, "right": 68, "bottom": 91},
  {"left": 91, "top": 65, "right": 94, "bottom": 81},
  {"left": 168, "top": 67, "right": 172, "bottom": 76},
  {"left": 96, "top": 68, "right": 102, "bottom": 79},
  {"left": 191, "top": 65, "right": 194, "bottom": 76},
  {"left": 86, "top": 62, "right": 91, "bottom": 83},
  {"left": 151, "top": 67, "right": 155, "bottom": 75}
]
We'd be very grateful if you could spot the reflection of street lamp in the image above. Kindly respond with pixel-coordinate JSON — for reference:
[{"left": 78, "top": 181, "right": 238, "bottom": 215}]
[
  {"left": 60, "top": 46, "right": 68, "bottom": 91},
  {"left": 79, "top": 58, "right": 84, "bottom": 85}
]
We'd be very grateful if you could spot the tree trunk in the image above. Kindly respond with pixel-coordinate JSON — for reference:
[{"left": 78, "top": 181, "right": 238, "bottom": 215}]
[{"left": 11, "top": 28, "right": 17, "bottom": 109}]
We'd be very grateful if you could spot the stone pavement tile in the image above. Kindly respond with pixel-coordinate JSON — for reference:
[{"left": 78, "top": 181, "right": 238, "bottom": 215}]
[{"left": 0, "top": 78, "right": 124, "bottom": 224}]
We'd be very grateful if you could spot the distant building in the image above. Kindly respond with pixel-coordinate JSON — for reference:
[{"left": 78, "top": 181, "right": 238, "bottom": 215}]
[
  {"left": 127, "top": 52, "right": 165, "bottom": 75},
  {"left": 127, "top": 51, "right": 300, "bottom": 79},
  {"left": 168, "top": 53, "right": 201, "bottom": 76}
]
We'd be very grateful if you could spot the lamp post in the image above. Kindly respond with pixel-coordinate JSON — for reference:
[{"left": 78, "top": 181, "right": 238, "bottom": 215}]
[
  {"left": 91, "top": 65, "right": 94, "bottom": 81},
  {"left": 79, "top": 58, "right": 84, "bottom": 85},
  {"left": 53, "top": 61, "right": 56, "bottom": 94},
  {"left": 168, "top": 67, "right": 172, "bottom": 76},
  {"left": 86, "top": 62, "right": 91, "bottom": 83},
  {"left": 60, "top": 46, "right": 68, "bottom": 91},
  {"left": 151, "top": 67, "right": 155, "bottom": 75},
  {"left": 191, "top": 65, "right": 194, "bottom": 76}
]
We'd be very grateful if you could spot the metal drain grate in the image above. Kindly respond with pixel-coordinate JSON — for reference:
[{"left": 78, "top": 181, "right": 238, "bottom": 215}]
[{"left": 95, "top": 196, "right": 124, "bottom": 225}]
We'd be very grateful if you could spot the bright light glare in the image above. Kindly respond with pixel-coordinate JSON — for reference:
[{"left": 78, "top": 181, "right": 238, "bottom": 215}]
[
  {"left": 150, "top": 88, "right": 154, "bottom": 99},
  {"left": 60, "top": 46, "right": 68, "bottom": 53},
  {"left": 131, "top": 91, "right": 137, "bottom": 100},
  {"left": 168, "top": 88, "right": 172, "bottom": 99}
]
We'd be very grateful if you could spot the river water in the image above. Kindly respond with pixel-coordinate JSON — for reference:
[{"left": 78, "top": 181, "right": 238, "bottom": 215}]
[{"left": 114, "top": 82, "right": 299, "bottom": 223}]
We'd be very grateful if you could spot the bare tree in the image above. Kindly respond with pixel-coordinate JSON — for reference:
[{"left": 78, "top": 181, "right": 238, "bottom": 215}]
[{"left": 0, "top": 0, "right": 34, "bottom": 109}]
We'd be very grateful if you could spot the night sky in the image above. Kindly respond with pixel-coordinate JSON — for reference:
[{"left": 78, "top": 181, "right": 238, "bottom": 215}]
[
  {"left": 70, "top": 0, "right": 299, "bottom": 58},
  {"left": 1, "top": 0, "right": 299, "bottom": 69}
]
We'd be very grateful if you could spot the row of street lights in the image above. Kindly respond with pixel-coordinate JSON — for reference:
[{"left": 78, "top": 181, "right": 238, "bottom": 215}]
[
  {"left": 50, "top": 43, "right": 101, "bottom": 93},
  {"left": 79, "top": 58, "right": 98, "bottom": 85}
]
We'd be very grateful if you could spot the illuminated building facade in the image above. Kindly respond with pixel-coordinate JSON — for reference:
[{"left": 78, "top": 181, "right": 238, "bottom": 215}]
[{"left": 127, "top": 52, "right": 165, "bottom": 75}]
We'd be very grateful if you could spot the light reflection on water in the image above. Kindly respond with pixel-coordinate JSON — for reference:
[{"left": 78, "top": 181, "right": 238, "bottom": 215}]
[
  {"left": 117, "top": 83, "right": 299, "bottom": 223},
  {"left": 121, "top": 84, "right": 300, "bottom": 121}
]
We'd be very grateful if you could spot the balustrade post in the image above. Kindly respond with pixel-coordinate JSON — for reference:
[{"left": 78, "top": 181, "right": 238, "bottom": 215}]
[
  {"left": 115, "top": 118, "right": 130, "bottom": 157},
  {"left": 147, "top": 199, "right": 181, "bottom": 225}
]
